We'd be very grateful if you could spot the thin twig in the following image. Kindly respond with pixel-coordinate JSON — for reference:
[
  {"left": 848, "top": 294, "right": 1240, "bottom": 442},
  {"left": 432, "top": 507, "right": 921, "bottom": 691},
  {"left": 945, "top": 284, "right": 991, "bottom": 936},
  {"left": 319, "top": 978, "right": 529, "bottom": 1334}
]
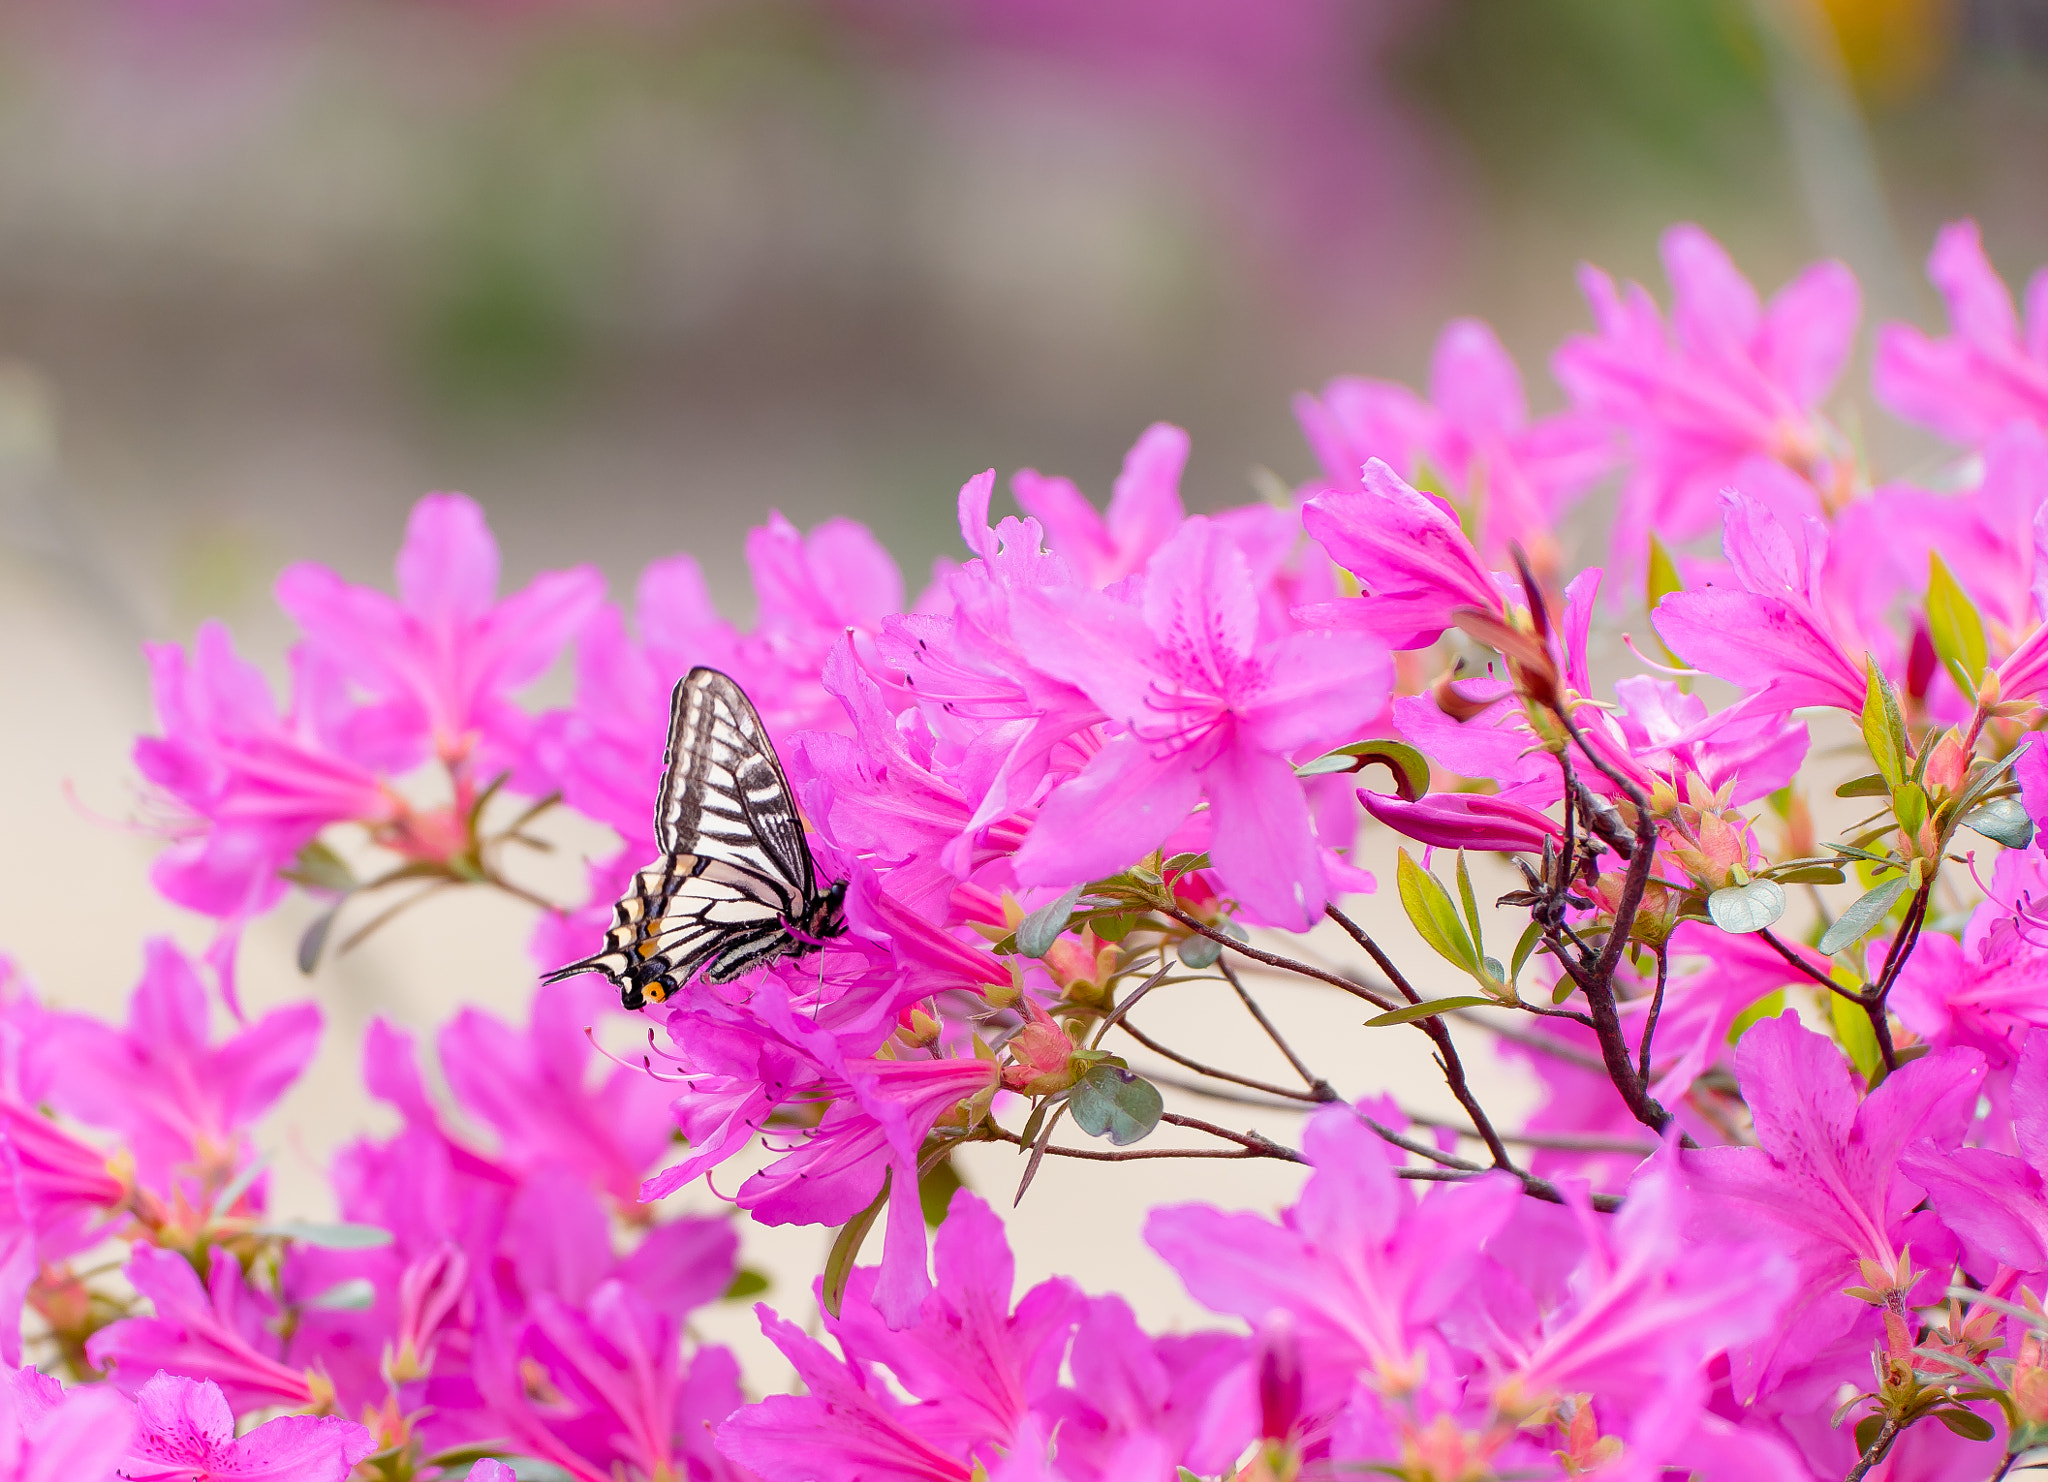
[
  {"left": 1402, "top": 1109, "right": 1657, "bottom": 1157},
  {"left": 1140, "top": 1070, "right": 1316, "bottom": 1111},
  {"left": 1324, "top": 903, "right": 1518, "bottom": 1171},
  {"left": 987, "top": 1123, "right": 1302, "bottom": 1164},
  {"left": 1218, "top": 957, "right": 1330, "bottom": 1096},
  {"left": 1843, "top": 1417, "right": 1899, "bottom": 1482},
  {"left": 1637, "top": 944, "right": 1670, "bottom": 1085},
  {"left": 1452, "top": 1012, "right": 1609, "bottom": 1074},
  {"left": 1115, "top": 1018, "right": 1332, "bottom": 1103},
  {"left": 1393, "top": 1164, "right": 1622, "bottom": 1211},
  {"left": 1164, "top": 908, "right": 1396, "bottom": 1009},
  {"left": 1757, "top": 928, "right": 1860, "bottom": 999},
  {"left": 1158, "top": 1113, "right": 1301, "bottom": 1159}
]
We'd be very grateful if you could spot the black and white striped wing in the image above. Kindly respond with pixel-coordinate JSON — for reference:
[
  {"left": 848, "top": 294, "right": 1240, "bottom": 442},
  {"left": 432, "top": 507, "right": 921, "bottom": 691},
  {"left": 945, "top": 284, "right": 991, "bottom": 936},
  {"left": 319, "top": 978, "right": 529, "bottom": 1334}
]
[
  {"left": 543, "top": 668, "right": 827, "bottom": 1006},
  {"left": 656, "top": 668, "right": 817, "bottom": 894}
]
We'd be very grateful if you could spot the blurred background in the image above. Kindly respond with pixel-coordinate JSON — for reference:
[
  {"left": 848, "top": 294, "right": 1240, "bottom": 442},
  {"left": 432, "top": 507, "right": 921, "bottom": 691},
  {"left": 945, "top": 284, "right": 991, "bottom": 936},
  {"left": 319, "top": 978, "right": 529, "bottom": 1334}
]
[{"left": 2, "top": 0, "right": 2047, "bottom": 1381}]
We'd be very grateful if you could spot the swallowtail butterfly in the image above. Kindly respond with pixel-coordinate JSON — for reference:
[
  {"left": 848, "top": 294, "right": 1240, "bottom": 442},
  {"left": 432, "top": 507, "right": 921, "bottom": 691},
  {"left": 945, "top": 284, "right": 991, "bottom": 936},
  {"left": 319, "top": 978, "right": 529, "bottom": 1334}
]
[{"left": 544, "top": 667, "right": 847, "bottom": 1010}]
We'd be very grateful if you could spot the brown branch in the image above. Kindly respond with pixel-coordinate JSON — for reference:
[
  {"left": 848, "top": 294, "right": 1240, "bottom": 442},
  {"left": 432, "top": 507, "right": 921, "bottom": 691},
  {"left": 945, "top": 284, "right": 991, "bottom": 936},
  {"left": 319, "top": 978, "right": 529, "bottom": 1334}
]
[
  {"left": 1218, "top": 957, "right": 1331, "bottom": 1097},
  {"left": 986, "top": 1123, "right": 1301, "bottom": 1164},
  {"left": 1164, "top": 908, "right": 1396, "bottom": 1009},
  {"left": 1637, "top": 943, "right": 1670, "bottom": 1085},
  {"left": 1114, "top": 1018, "right": 1333, "bottom": 1104},
  {"left": 1157, "top": 1113, "right": 1301, "bottom": 1160},
  {"left": 1324, "top": 904, "right": 1518, "bottom": 1172}
]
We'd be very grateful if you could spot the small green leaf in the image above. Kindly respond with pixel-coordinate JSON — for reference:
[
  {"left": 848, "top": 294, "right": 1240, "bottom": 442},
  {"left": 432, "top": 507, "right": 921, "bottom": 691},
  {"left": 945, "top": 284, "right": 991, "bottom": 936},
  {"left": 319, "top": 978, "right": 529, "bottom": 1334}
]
[
  {"left": 1829, "top": 990, "right": 1884, "bottom": 1084},
  {"left": 297, "top": 906, "right": 341, "bottom": 976},
  {"left": 1017, "top": 885, "right": 1085, "bottom": 959},
  {"left": 1818, "top": 877, "right": 1911, "bottom": 956},
  {"left": 1178, "top": 1471, "right": 1204, "bottom": 1482},
  {"left": 1961, "top": 795, "right": 2035, "bottom": 849},
  {"left": 1646, "top": 531, "right": 1683, "bottom": 610},
  {"left": 258, "top": 1221, "right": 393, "bottom": 1250},
  {"left": 1706, "top": 880, "right": 1786, "bottom": 935},
  {"left": 1894, "top": 781, "right": 1930, "bottom": 840},
  {"left": 1162, "top": 851, "right": 1212, "bottom": 876},
  {"left": 722, "top": 1268, "right": 770, "bottom": 1301},
  {"left": 1454, "top": 851, "right": 1486, "bottom": 963},
  {"left": 918, "top": 1153, "right": 965, "bottom": 1228},
  {"left": 305, "top": 1278, "right": 378, "bottom": 1311},
  {"left": 1176, "top": 933, "right": 1224, "bottom": 969},
  {"left": 1928, "top": 551, "right": 1990, "bottom": 696},
  {"left": 1771, "top": 864, "right": 1846, "bottom": 885},
  {"left": 823, "top": 1173, "right": 891, "bottom": 1319},
  {"left": 1016, "top": 1096, "right": 1050, "bottom": 1151},
  {"left": 1852, "top": 1413, "right": 1884, "bottom": 1456},
  {"left": 1729, "top": 990, "right": 1786, "bottom": 1041},
  {"left": 1068, "top": 1065, "right": 1164, "bottom": 1146},
  {"left": 1365, "top": 996, "right": 1497, "bottom": 1027},
  {"left": 1834, "top": 773, "right": 1890, "bottom": 799},
  {"left": 1396, "top": 850, "right": 1479, "bottom": 972},
  {"left": 1933, "top": 1406, "right": 1995, "bottom": 1442},
  {"left": 1509, "top": 918, "right": 1543, "bottom": 985},
  {"left": 1296, "top": 739, "right": 1431, "bottom": 801},
  {"left": 1861, "top": 658, "right": 1909, "bottom": 788},
  {"left": 282, "top": 837, "right": 358, "bottom": 895}
]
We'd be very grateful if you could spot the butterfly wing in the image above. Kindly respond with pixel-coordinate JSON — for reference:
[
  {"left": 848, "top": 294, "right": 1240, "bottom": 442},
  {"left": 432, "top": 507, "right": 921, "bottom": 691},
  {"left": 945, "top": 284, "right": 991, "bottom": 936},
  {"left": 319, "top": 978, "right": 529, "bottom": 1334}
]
[
  {"left": 545, "top": 668, "right": 833, "bottom": 1006},
  {"left": 656, "top": 668, "right": 818, "bottom": 894}
]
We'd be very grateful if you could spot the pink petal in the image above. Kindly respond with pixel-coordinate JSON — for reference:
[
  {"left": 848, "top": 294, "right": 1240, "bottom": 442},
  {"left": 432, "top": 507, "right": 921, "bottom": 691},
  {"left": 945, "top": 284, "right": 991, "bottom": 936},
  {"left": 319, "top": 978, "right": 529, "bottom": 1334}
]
[
  {"left": 1428, "top": 317, "right": 1526, "bottom": 439},
  {"left": 394, "top": 491, "right": 499, "bottom": 623}
]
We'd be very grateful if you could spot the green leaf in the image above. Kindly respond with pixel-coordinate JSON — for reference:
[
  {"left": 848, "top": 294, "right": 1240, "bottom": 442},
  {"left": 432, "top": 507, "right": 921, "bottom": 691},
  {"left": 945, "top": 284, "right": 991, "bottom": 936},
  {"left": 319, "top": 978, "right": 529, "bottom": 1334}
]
[
  {"left": 1176, "top": 933, "right": 1224, "bottom": 969},
  {"left": 1067, "top": 1065, "right": 1164, "bottom": 1146},
  {"left": 1646, "top": 532, "right": 1683, "bottom": 610},
  {"left": 1835, "top": 773, "right": 1890, "bottom": 799},
  {"left": 296, "top": 906, "right": 341, "bottom": 976},
  {"left": 722, "top": 1268, "right": 770, "bottom": 1300},
  {"left": 1016, "top": 1096, "right": 1050, "bottom": 1151},
  {"left": 1017, "top": 885, "right": 1084, "bottom": 958},
  {"left": 1961, "top": 795, "right": 2035, "bottom": 849},
  {"left": 1852, "top": 1413, "right": 1884, "bottom": 1456},
  {"left": 1933, "top": 1407, "right": 1995, "bottom": 1442},
  {"left": 305, "top": 1278, "right": 378, "bottom": 1311},
  {"left": 282, "top": 837, "right": 357, "bottom": 895},
  {"left": 1729, "top": 990, "right": 1785, "bottom": 1042},
  {"left": 1509, "top": 918, "right": 1543, "bottom": 986},
  {"left": 1830, "top": 990, "right": 1884, "bottom": 1084},
  {"left": 1454, "top": 851, "right": 1486, "bottom": 964},
  {"left": 1818, "top": 877, "right": 1911, "bottom": 956},
  {"left": 1296, "top": 739, "right": 1430, "bottom": 801},
  {"left": 1928, "top": 551, "right": 1989, "bottom": 695},
  {"left": 1178, "top": 1471, "right": 1204, "bottom": 1482},
  {"left": 1861, "top": 658, "right": 1910, "bottom": 789},
  {"left": 258, "top": 1221, "right": 393, "bottom": 1250},
  {"left": 1162, "top": 851, "right": 1211, "bottom": 876},
  {"left": 1365, "top": 996, "right": 1497, "bottom": 1027},
  {"left": 918, "top": 1152, "right": 965, "bottom": 1227},
  {"left": 1894, "top": 781, "right": 1930, "bottom": 840},
  {"left": 1771, "top": 864, "right": 1846, "bottom": 885},
  {"left": 1396, "top": 850, "right": 1479, "bottom": 972},
  {"left": 1706, "top": 879, "right": 1786, "bottom": 934},
  {"left": 823, "top": 1173, "right": 891, "bottom": 1319}
]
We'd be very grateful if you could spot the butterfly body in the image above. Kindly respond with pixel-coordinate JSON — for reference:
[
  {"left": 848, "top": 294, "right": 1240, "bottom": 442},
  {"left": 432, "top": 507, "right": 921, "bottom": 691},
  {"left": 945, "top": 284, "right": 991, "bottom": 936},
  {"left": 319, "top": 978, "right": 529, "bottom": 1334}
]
[{"left": 545, "top": 668, "right": 847, "bottom": 1011}]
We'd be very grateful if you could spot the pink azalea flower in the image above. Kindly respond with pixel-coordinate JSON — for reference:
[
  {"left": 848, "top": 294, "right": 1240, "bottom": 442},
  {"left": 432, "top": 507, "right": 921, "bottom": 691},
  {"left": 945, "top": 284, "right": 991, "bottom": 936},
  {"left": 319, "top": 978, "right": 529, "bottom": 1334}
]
[
  {"left": 89, "top": 1248, "right": 322, "bottom": 1414},
  {"left": 1891, "top": 846, "right": 2048, "bottom": 1068},
  {"left": 1652, "top": 487, "right": 1873, "bottom": 716},
  {"left": 742, "top": 510, "right": 905, "bottom": 733},
  {"left": 433, "top": 978, "right": 677, "bottom": 1206},
  {"left": 1876, "top": 219, "right": 2048, "bottom": 445},
  {"left": 1013, "top": 516, "right": 1392, "bottom": 929},
  {"left": 275, "top": 491, "right": 605, "bottom": 781},
  {"left": 467, "top": 1279, "right": 748, "bottom": 1482},
  {"left": 0, "top": 1365, "right": 137, "bottom": 1482},
  {"left": 1901, "top": 1033, "right": 2048, "bottom": 1277},
  {"left": 1296, "top": 318, "right": 1610, "bottom": 566},
  {"left": 1478, "top": 1157, "right": 1795, "bottom": 1472},
  {"left": 1359, "top": 790, "right": 1564, "bottom": 854},
  {"left": 717, "top": 1308, "right": 977, "bottom": 1482},
  {"left": 739, "top": 1055, "right": 999, "bottom": 1328},
  {"left": 45, "top": 940, "right": 318, "bottom": 1198},
  {"left": 1681, "top": 1013, "right": 1984, "bottom": 1401},
  {"left": 1146, "top": 1105, "right": 1521, "bottom": 1416},
  {"left": 541, "top": 553, "right": 744, "bottom": 851},
  {"left": 719, "top": 1192, "right": 1083, "bottom": 1479},
  {"left": 1297, "top": 458, "right": 1507, "bottom": 649},
  {"left": 135, "top": 625, "right": 397, "bottom": 919},
  {"left": 1555, "top": 223, "right": 1859, "bottom": 572},
  {"left": 1011, "top": 422, "right": 1189, "bottom": 588},
  {"left": 118, "top": 1371, "right": 372, "bottom": 1482}
]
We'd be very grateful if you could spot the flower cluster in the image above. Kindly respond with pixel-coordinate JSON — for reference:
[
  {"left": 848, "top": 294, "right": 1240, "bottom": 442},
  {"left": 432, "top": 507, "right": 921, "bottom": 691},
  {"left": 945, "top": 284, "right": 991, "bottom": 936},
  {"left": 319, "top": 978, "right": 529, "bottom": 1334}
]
[{"left": 10, "top": 217, "right": 2048, "bottom": 1481}]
